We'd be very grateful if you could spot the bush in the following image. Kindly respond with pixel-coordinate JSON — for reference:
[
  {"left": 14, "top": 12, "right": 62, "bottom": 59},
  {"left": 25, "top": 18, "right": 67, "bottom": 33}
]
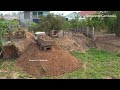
[{"left": 28, "top": 22, "right": 37, "bottom": 32}]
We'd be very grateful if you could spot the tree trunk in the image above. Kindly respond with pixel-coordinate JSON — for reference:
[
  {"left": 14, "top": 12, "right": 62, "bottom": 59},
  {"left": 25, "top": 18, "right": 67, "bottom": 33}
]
[
  {"left": 116, "top": 22, "right": 120, "bottom": 37},
  {"left": 63, "top": 30, "right": 64, "bottom": 38},
  {"left": 87, "top": 27, "right": 89, "bottom": 37},
  {"left": 92, "top": 26, "right": 95, "bottom": 41}
]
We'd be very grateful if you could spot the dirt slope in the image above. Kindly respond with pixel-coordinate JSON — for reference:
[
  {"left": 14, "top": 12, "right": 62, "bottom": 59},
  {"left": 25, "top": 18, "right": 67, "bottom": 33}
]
[
  {"left": 54, "top": 33, "right": 90, "bottom": 52},
  {"left": 17, "top": 43, "right": 82, "bottom": 77},
  {"left": 12, "top": 32, "right": 36, "bottom": 54}
]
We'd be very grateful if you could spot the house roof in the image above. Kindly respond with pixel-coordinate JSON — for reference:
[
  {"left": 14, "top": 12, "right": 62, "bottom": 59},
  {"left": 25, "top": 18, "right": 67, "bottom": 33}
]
[
  {"left": 65, "top": 12, "right": 80, "bottom": 18},
  {"left": 79, "top": 11, "right": 97, "bottom": 16}
]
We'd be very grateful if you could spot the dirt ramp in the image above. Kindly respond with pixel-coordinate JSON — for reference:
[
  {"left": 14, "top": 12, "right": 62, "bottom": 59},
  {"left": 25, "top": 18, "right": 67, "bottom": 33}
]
[{"left": 17, "top": 43, "right": 81, "bottom": 77}]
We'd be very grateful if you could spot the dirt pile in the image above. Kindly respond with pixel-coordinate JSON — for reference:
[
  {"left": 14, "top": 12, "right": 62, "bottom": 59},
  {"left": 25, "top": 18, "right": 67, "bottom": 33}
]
[
  {"left": 54, "top": 33, "right": 91, "bottom": 52},
  {"left": 2, "top": 45, "right": 18, "bottom": 59},
  {"left": 38, "top": 35, "right": 53, "bottom": 41},
  {"left": 2, "top": 32, "right": 36, "bottom": 59},
  {"left": 12, "top": 30, "right": 26, "bottom": 39},
  {"left": 12, "top": 32, "right": 36, "bottom": 54},
  {"left": 16, "top": 43, "right": 81, "bottom": 77}
]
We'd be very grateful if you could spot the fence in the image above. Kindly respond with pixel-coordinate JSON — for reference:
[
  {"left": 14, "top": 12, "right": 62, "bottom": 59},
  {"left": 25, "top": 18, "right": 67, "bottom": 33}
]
[
  {"left": 65, "top": 27, "right": 95, "bottom": 41},
  {"left": 82, "top": 27, "right": 95, "bottom": 41}
]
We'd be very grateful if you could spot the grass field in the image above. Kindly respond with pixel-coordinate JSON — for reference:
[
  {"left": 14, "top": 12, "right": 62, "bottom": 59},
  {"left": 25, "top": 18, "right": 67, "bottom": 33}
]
[
  {"left": 56, "top": 48, "right": 120, "bottom": 79},
  {"left": 0, "top": 48, "right": 120, "bottom": 79}
]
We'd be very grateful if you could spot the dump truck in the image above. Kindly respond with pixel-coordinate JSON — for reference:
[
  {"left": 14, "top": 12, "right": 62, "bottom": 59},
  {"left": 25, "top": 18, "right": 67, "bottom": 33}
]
[{"left": 35, "top": 32, "right": 54, "bottom": 50}]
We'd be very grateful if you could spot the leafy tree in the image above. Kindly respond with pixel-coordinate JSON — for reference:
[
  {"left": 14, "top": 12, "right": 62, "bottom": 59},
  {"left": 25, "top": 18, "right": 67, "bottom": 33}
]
[
  {"left": 29, "top": 22, "right": 38, "bottom": 32},
  {"left": 35, "top": 14, "right": 67, "bottom": 36}
]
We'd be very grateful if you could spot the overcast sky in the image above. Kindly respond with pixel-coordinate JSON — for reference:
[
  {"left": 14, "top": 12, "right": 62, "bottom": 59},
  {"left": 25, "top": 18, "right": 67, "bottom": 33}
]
[{"left": 0, "top": 11, "right": 80, "bottom": 16}]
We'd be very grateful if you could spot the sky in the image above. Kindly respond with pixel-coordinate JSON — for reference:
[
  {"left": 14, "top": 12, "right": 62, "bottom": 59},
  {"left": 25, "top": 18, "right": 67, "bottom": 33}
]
[
  {"left": 50, "top": 11, "right": 79, "bottom": 16},
  {"left": 0, "top": 11, "right": 80, "bottom": 16}
]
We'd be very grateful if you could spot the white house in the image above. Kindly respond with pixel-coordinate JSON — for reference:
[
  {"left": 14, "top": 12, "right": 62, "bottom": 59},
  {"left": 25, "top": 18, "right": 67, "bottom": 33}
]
[
  {"left": 65, "top": 11, "right": 97, "bottom": 21},
  {"left": 65, "top": 12, "right": 85, "bottom": 21},
  {"left": 19, "top": 11, "right": 50, "bottom": 26}
]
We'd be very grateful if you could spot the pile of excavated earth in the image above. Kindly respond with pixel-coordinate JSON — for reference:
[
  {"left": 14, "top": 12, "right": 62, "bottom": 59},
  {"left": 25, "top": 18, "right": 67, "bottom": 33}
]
[
  {"left": 3, "top": 30, "right": 93, "bottom": 77},
  {"left": 16, "top": 43, "right": 81, "bottom": 77},
  {"left": 15, "top": 31, "right": 91, "bottom": 77},
  {"left": 54, "top": 33, "right": 91, "bottom": 52},
  {"left": 15, "top": 31, "right": 120, "bottom": 77},
  {"left": 2, "top": 32, "right": 36, "bottom": 59}
]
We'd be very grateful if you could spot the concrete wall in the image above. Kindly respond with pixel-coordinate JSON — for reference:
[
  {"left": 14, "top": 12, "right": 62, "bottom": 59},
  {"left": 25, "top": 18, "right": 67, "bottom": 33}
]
[{"left": 19, "top": 11, "right": 50, "bottom": 26}]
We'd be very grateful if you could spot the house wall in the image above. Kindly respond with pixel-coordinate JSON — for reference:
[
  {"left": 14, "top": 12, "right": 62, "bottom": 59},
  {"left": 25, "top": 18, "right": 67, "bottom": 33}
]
[
  {"left": 19, "top": 11, "right": 50, "bottom": 27},
  {"left": 19, "top": 12, "right": 24, "bottom": 23},
  {"left": 20, "top": 11, "right": 34, "bottom": 26},
  {"left": 32, "top": 11, "right": 50, "bottom": 19},
  {"left": 42, "top": 11, "right": 50, "bottom": 16}
]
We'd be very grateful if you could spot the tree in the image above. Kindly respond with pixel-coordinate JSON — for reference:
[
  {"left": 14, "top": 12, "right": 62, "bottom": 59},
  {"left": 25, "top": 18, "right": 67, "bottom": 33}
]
[
  {"left": 101, "top": 11, "right": 119, "bottom": 36},
  {"left": 35, "top": 14, "right": 67, "bottom": 36}
]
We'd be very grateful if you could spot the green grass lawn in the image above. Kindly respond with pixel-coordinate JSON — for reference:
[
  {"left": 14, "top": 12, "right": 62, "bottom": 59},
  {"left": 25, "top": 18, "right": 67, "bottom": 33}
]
[
  {"left": 0, "top": 48, "right": 120, "bottom": 79},
  {"left": 55, "top": 48, "right": 120, "bottom": 79}
]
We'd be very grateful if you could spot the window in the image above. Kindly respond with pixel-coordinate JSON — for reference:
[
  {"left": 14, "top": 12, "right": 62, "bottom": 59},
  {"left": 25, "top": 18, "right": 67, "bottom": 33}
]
[
  {"left": 33, "top": 11, "right": 37, "bottom": 15},
  {"left": 38, "top": 12, "right": 43, "bottom": 16},
  {"left": 33, "top": 11, "right": 37, "bottom": 18}
]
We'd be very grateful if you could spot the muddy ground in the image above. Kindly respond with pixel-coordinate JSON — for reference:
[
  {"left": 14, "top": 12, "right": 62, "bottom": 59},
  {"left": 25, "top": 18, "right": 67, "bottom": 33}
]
[{"left": 95, "top": 34, "right": 120, "bottom": 53}]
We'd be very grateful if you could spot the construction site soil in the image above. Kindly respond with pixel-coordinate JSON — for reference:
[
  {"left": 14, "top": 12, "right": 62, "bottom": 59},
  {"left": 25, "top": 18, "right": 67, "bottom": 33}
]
[
  {"left": 39, "top": 35, "right": 53, "bottom": 41},
  {"left": 54, "top": 33, "right": 91, "bottom": 52},
  {"left": 15, "top": 32, "right": 120, "bottom": 77},
  {"left": 17, "top": 43, "right": 81, "bottom": 77},
  {"left": 95, "top": 34, "right": 120, "bottom": 53},
  {"left": 2, "top": 32, "right": 36, "bottom": 59},
  {"left": 16, "top": 32, "right": 86, "bottom": 77}
]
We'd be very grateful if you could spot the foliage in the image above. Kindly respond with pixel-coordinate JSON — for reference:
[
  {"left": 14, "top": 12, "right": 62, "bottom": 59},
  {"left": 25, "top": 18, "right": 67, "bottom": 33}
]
[
  {"left": 28, "top": 22, "right": 37, "bottom": 32},
  {"left": 106, "top": 11, "right": 120, "bottom": 36},
  {"left": 66, "top": 12, "right": 117, "bottom": 33},
  {"left": 69, "top": 15, "right": 81, "bottom": 29},
  {"left": 36, "top": 14, "right": 67, "bottom": 33},
  {"left": 0, "top": 19, "right": 19, "bottom": 49}
]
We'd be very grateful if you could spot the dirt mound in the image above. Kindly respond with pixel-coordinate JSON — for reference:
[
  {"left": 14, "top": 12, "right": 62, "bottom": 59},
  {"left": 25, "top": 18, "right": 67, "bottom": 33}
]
[
  {"left": 16, "top": 43, "right": 81, "bottom": 77},
  {"left": 2, "top": 45, "right": 18, "bottom": 59},
  {"left": 54, "top": 33, "right": 90, "bottom": 52},
  {"left": 38, "top": 35, "right": 53, "bottom": 40},
  {"left": 2, "top": 32, "right": 36, "bottom": 59},
  {"left": 12, "top": 32, "right": 36, "bottom": 54}
]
